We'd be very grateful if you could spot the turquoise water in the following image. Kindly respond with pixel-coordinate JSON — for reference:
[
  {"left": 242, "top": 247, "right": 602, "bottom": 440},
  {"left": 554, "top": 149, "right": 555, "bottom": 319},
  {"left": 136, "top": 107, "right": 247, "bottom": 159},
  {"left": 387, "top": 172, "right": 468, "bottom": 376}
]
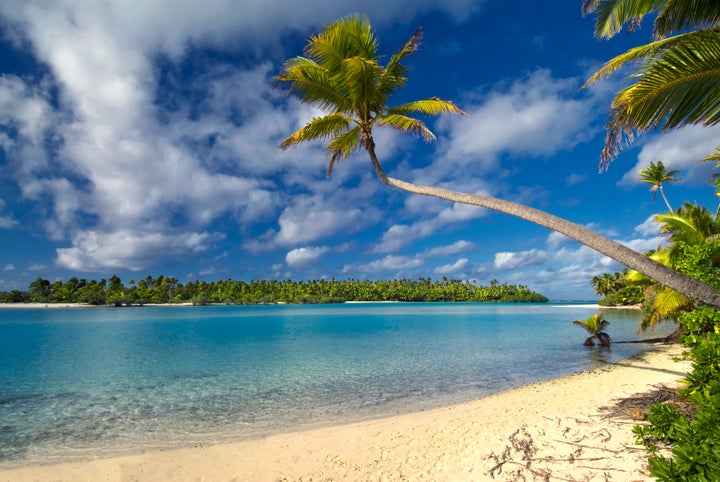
[{"left": 0, "top": 303, "right": 672, "bottom": 463}]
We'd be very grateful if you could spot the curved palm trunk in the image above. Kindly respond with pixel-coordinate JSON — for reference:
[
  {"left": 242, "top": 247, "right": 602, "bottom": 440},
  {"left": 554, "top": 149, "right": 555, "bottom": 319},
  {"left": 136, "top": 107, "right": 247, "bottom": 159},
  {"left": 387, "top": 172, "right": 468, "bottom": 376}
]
[
  {"left": 365, "top": 147, "right": 720, "bottom": 309},
  {"left": 659, "top": 187, "right": 674, "bottom": 212}
]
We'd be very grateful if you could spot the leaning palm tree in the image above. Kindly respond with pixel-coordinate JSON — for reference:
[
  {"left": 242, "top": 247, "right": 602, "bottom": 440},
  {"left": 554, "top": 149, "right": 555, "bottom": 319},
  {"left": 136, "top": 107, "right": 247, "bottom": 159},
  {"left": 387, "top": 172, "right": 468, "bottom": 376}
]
[
  {"left": 573, "top": 311, "right": 611, "bottom": 346},
  {"left": 277, "top": 14, "right": 720, "bottom": 308},
  {"left": 582, "top": 0, "right": 720, "bottom": 169},
  {"left": 638, "top": 161, "right": 681, "bottom": 211}
]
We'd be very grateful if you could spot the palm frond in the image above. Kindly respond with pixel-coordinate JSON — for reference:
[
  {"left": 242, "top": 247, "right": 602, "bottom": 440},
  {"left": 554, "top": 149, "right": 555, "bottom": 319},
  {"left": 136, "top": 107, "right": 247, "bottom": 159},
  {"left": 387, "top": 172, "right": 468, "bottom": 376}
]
[
  {"left": 584, "top": 33, "right": 687, "bottom": 87},
  {"left": 599, "top": 29, "right": 720, "bottom": 167},
  {"left": 583, "top": 0, "right": 665, "bottom": 39},
  {"left": 388, "top": 98, "right": 467, "bottom": 117},
  {"left": 655, "top": 0, "right": 720, "bottom": 38},
  {"left": 306, "top": 14, "right": 378, "bottom": 73},
  {"left": 279, "top": 114, "right": 353, "bottom": 150},
  {"left": 277, "top": 57, "right": 351, "bottom": 112},
  {"left": 338, "top": 56, "right": 382, "bottom": 109},
  {"left": 641, "top": 285, "right": 693, "bottom": 330},
  {"left": 377, "top": 114, "right": 436, "bottom": 141},
  {"left": 325, "top": 126, "right": 361, "bottom": 176},
  {"left": 377, "top": 27, "right": 422, "bottom": 97}
]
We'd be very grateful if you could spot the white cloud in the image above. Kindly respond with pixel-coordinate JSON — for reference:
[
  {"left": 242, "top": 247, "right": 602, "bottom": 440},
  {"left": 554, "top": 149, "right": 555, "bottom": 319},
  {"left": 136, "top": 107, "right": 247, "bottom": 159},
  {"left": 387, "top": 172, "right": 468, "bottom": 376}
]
[
  {"left": 342, "top": 254, "right": 424, "bottom": 274},
  {"left": 434, "top": 257, "right": 469, "bottom": 275},
  {"left": 4, "top": 264, "right": 15, "bottom": 271},
  {"left": 494, "top": 249, "right": 547, "bottom": 270},
  {"left": 3, "top": 0, "right": 483, "bottom": 272},
  {"left": 424, "top": 240, "right": 473, "bottom": 256},
  {"left": 285, "top": 246, "right": 329, "bottom": 267},
  {"left": 617, "top": 125, "right": 720, "bottom": 188},
  {"left": 547, "top": 231, "right": 571, "bottom": 249},
  {"left": 437, "top": 70, "right": 597, "bottom": 171},
  {"left": 274, "top": 196, "right": 365, "bottom": 247},
  {"left": 634, "top": 215, "right": 661, "bottom": 237},
  {"left": 56, "top": 229, "right": 223, "bottom": 271}
]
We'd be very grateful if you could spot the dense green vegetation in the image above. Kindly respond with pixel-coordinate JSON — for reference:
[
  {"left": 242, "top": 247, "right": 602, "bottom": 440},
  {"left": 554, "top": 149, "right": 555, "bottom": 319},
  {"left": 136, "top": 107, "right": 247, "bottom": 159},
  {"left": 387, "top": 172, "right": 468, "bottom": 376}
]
[{"left": 1, "top": 276, "right": 548, "bottom": 306}]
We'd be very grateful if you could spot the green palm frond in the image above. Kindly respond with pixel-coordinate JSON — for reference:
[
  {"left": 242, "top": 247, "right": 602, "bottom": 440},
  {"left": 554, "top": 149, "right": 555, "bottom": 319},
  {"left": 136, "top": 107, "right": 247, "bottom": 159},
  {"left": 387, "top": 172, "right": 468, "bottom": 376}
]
[
  {"left": 641, "top": 285, "right": 693, "bottom": 330},
  {"left": 306, "top": 14, "right": 378, "bottom": 71},
  {"left": 583, "top": 0, "right": 665, "bottom": 39},
  {"left": 583, "top": 0, "right": 720, "bottom": 40},
  {"left": 277, "top": 57, "right": 350, "bottom": 112},
  {"left": 583, "top": 34, "right": 688, "bottom": 87},
  {"left": 339, "top": 56, "right": 382, "bottom": 109},
  {"left": 326, "top": 127, "right": 361, "bottom": 176},
  {"left": 389, "top": 98, "right": 467, "bottom": 117},
  {"left": 599, "top": 29, "right": 720, "bottom": 167},
  {"left": 376, "top": 27, "right": 422, "bottom": 97},
  {"left": 280, "top": 114, "right": 353, "bottom": 150},
  {"left": 655, "top": 0, "right": 720, "bottom": 37},
  {"left": 377, "top": 114, "right": 436, "bottom": 141}
]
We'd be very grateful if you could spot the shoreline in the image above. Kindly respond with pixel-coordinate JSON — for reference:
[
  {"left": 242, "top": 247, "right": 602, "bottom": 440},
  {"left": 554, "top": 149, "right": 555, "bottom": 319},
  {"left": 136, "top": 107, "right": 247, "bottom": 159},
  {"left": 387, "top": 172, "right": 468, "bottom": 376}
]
[{"left": 0, "top": 344, "right": 690, "bottom": 481}]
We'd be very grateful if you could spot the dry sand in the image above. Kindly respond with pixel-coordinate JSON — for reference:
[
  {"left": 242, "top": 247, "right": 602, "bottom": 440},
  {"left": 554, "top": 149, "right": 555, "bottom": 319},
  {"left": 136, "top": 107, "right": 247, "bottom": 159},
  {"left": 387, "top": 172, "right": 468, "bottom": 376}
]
[{"left": 0, "top": 344, "right": 690, "bottom": 482}]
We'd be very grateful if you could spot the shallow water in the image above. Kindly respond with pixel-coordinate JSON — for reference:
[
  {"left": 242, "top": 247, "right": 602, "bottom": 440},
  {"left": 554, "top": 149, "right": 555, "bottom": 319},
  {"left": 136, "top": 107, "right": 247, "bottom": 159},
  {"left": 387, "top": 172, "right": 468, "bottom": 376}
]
[{"left": 0, "top": 303, "right": 672, "bottom": 463}]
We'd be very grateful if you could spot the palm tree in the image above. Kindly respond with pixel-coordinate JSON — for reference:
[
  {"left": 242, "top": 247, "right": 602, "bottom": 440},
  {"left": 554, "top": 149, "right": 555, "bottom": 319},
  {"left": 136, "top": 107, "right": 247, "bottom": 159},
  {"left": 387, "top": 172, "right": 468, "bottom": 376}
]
[
  {"left": 657, "top": 202, "right": 720, "bottom": 252},
  {"left": 573, "top": 311, "right": 611, "bottom": 346},
  {"left": 277, "top": 14, "right": 720, "bottom": 308},
  {"left": 638, "top": 161, "right": 681, "bottom": 211},
  {"left": 582, "top": 1, "right": 720, "bottom": 168}
]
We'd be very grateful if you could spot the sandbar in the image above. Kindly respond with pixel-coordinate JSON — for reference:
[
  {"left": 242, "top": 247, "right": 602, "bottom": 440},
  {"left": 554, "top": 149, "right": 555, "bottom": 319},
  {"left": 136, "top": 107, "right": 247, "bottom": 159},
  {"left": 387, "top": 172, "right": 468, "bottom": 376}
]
[{"left": 0, "top": 344, "right": 690, "bottom": 481}]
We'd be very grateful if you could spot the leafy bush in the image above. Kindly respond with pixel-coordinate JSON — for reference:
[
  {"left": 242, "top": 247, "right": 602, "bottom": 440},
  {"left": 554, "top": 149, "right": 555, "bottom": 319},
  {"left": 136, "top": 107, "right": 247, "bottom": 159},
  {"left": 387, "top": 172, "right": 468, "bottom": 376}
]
[{"left": 634, "top": 307, "right": 720, "bottom": 481}]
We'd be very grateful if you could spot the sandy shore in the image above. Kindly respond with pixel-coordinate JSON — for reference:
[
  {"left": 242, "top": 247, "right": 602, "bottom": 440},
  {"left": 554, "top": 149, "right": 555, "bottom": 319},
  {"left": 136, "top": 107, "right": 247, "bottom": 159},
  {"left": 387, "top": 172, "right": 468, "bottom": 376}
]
[{"left": 0, "top": 345, "right": 689, "bottom": 481}]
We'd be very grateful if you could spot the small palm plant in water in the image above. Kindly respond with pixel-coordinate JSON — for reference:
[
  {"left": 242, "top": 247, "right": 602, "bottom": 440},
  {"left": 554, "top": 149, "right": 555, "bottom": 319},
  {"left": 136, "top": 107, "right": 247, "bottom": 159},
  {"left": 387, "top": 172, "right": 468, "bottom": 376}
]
[{"left": 573, "top": 311, "right": 611, "bottom": 347}]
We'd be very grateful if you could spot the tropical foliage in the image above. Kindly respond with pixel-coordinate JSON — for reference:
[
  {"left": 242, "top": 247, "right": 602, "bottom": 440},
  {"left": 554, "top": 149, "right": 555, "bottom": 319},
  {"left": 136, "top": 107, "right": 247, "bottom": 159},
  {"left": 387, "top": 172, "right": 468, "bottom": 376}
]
[
  {"left": 278, "top": 13, "right": 720, "bottom": 308},
  {"left": 633, "top": 306, "right": 720, "bottom": 480},
  {"left": 573, "top": 310, "right": 611, "bottom": 346},
  {"left": 583, "top": 0, "right": 720, "bottom": 168},
  {"left": 1, "top": 276, "right": 548, "bottom": 306}
]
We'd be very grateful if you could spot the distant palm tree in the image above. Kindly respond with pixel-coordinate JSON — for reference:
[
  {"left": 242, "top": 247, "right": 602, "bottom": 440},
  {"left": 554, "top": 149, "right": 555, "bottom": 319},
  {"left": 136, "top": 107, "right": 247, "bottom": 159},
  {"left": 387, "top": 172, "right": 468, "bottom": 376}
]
[
  {"left": 573, "top": 311, "right": 611, "bottom": 346},
  {"left": 277, "top": 14, "right": 720, "bottom": 308},
  {"left": 638, "top": 161, "right": 681, "bottom": 211},
  {"left": 582, "top": 0, "right": 720, "bottom": 168}
]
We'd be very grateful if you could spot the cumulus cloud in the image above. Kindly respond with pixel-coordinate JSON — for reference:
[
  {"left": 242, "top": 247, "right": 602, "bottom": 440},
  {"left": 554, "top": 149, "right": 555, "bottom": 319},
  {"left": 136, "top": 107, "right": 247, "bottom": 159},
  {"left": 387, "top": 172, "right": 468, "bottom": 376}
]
[
  {"left": 56, "top": 229, "right": 223, "bottom": 271},
  {"left": 1, "top": 0, "right": 483, "bottom": 273},
  {"left": 274, "top": 196, "right": 365, "bottom": 247},
  {"left": 342, "top": 254, "right": 424, "bottom": 274},
  {"left": 434, "top": 257, "right": 469, "bottom": 275},
  {"left": 285, "top": 246, "right": 329, "bottom": 267},
  {"left": 4, "top": 264, "right": 15, "bottom": 271},
  {"left": 436, "top": 69, "right": 598, "bottom": 171},
  {"left": 617, "top": 125, "right": 720, "bottom": 188},
  {"left": 494, "top": 249, "right": 547, "bottom": 270},
  {"left": 424, "top": 240, "right": 473, "bottom": 256}
]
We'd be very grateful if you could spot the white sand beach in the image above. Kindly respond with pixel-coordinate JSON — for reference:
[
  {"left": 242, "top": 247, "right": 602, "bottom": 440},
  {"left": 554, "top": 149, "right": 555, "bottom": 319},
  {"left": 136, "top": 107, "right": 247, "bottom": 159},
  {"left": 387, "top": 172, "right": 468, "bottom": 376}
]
[{"left": 0, "top": 344, "right": 690, "bottom": 482}]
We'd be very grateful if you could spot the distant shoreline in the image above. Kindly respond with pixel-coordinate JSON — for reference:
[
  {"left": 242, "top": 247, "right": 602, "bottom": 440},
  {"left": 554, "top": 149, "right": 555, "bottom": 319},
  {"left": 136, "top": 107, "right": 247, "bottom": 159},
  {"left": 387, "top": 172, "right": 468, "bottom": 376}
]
[{"left": 0, "top": 301, "right": 601, "bottom": 309}]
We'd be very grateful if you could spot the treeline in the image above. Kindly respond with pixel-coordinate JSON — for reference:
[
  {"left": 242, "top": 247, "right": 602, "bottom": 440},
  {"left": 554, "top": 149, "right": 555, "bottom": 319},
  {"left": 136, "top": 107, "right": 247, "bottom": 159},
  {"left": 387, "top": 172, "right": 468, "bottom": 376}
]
[{"left": 2, "top": 275, "right": 548, "bottom": 305}]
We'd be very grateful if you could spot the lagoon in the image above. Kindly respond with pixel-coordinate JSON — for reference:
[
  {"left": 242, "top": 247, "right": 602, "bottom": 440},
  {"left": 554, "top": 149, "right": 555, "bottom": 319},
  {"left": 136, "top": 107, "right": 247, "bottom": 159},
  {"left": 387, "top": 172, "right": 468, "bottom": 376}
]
[{"left": 0, "top": 302, "right": 672, "bottom": 463}]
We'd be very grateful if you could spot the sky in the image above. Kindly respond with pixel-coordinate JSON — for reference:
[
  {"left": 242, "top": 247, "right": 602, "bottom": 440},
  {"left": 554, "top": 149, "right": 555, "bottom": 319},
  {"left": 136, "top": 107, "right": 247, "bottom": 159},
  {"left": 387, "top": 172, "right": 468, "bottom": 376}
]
[{"left": 1, "top": 0, "right": 719, "bottom": 301}]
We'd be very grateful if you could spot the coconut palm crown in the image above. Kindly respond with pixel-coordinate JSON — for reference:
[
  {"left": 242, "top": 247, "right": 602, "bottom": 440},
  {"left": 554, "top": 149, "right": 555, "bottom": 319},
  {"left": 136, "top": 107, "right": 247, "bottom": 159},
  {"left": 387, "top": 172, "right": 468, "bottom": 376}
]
[
  {"left": 277, "top": 14, "right": 465, "bottom": 177},
  {"left": 582, "top": 0, "right": 720, "bottom": 169}
]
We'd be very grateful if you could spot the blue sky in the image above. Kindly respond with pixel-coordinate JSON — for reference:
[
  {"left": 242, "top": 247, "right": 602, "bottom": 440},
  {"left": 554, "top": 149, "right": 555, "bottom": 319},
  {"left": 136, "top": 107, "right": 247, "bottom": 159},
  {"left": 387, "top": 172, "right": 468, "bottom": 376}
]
[{"left": 1, "top": 0, "right": 719, "bottom": 300}]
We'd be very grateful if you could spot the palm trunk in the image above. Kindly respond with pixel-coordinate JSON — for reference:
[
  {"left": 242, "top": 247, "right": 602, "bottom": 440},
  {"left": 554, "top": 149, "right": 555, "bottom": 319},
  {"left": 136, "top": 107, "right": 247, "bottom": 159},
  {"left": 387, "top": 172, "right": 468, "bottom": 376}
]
[
  {"left": 365, "top": 146, "right": 720, "bottom": 309},
  {"left": 659, "top": 187, "right": 674, "bottom": 212}
]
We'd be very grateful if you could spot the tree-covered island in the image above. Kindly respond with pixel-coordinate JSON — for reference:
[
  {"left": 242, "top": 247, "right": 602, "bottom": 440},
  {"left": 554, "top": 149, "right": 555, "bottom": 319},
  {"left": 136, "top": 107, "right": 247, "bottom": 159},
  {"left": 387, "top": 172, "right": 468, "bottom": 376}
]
[{"left": 1, "top": 276, "right": 548, "bottom": 306}]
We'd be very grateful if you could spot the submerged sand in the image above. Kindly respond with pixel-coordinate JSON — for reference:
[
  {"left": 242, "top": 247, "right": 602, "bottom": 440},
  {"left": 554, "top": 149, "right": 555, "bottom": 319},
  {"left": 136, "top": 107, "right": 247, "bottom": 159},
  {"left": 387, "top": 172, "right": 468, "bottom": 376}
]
[{"left": 0, "top": 344, "right": 690, "bottom": 481}]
